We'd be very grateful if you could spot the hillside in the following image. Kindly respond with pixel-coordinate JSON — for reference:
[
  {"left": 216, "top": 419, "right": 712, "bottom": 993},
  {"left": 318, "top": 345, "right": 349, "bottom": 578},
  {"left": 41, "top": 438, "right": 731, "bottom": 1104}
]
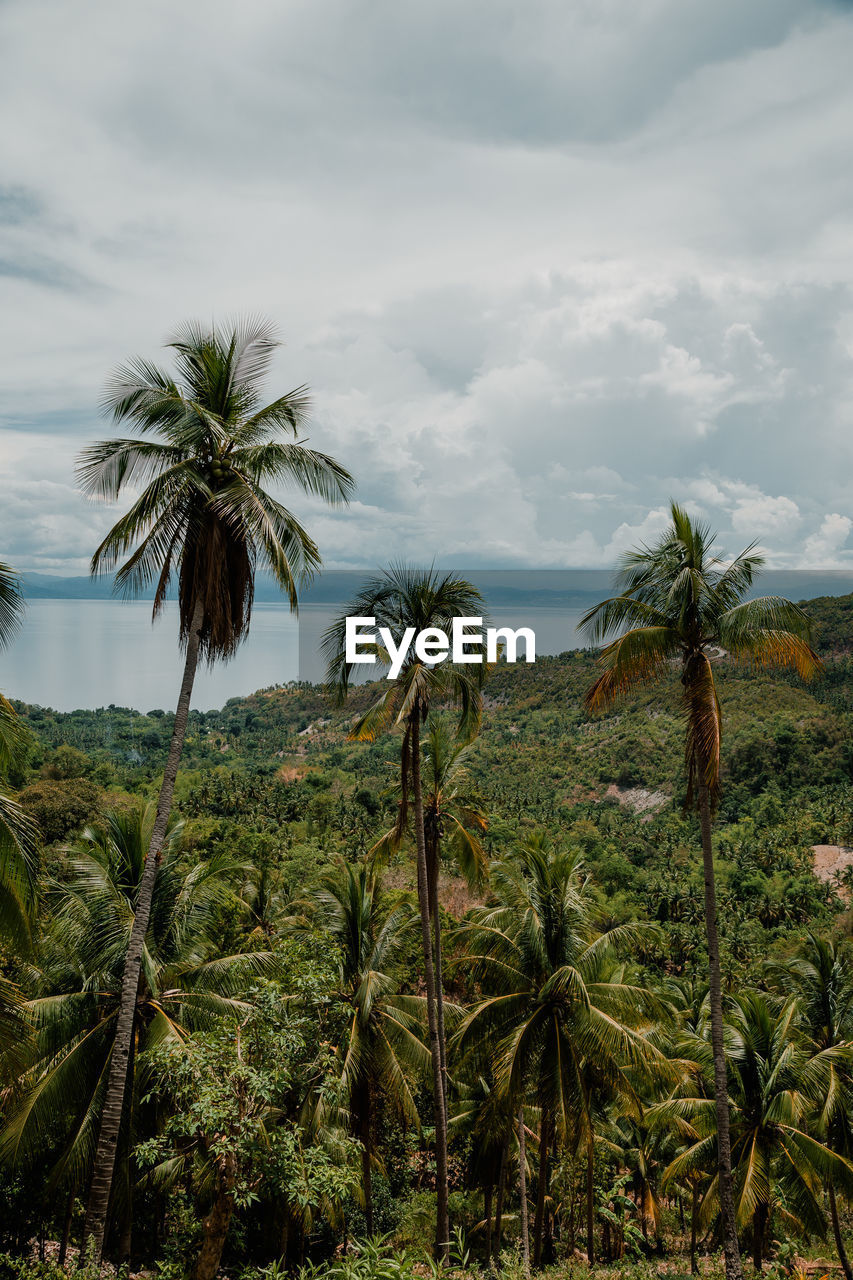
[{"left": 11, "top": 592, "right": 853, "bottom": 984}]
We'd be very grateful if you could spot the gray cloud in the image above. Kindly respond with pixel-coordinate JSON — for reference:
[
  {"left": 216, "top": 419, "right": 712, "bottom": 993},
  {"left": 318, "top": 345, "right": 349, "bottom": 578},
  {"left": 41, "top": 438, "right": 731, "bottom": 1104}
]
[{"left": 0, "top": 0, "right": 852, "bottom": 575}]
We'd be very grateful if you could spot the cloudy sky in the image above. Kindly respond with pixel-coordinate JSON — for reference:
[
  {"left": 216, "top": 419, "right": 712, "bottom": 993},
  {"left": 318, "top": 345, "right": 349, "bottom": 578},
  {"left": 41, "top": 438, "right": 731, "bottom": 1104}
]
[{"left": 2, "top": 0, "right": 853, "bottom": 575}]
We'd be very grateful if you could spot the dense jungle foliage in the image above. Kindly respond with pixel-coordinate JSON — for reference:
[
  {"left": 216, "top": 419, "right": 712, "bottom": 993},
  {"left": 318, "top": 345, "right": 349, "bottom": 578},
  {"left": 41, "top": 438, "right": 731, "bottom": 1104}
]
[{"left": 1, "top": 587, "right": 852, "bottom": 1280}]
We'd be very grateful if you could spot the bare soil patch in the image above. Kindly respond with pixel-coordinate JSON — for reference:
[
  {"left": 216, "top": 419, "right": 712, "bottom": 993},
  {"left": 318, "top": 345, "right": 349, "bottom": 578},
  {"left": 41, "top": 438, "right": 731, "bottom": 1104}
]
[
  {"left": 604, "top": 783, "right": 669, "bottom": 815},
  {"left": 812, "top": 844, "right": 853, "bottom": 900}
]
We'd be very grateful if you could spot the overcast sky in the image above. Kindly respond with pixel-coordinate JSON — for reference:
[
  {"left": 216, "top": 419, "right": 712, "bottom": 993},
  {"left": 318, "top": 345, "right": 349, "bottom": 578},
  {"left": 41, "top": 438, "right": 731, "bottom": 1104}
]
[{"left": 2, "top": 0, "right": 853, "bottom": 576}]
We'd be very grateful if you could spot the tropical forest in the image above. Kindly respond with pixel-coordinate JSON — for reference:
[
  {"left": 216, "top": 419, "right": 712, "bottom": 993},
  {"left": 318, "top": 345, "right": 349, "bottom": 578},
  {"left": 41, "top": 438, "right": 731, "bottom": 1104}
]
[{"left": 2, "top": 321, "right": 853, "bottom": 1280}]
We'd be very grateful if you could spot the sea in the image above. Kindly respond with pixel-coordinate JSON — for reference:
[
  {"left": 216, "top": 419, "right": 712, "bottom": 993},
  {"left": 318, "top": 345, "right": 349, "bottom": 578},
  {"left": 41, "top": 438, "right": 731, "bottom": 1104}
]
[{"left": 3, "top": 570, "right": 850, "bottom": 713}]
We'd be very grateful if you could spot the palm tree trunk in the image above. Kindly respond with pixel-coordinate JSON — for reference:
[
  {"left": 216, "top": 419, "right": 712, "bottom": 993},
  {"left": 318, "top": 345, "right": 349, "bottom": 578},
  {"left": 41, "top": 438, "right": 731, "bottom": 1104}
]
[
  {"left": 360, "top": 1087, "right": 374, "bottom": 1237},
  {"left": 193, "top": 1153, "right": 238, "bottom": 1280},
  {"left": 428, "top": 843, "right": 449, "bottom": 1113},
  {"left": 494, "top": 1137, "right": 508, "bottom": 1263},
  {"left": 59, "top": 1189, "right": 74, "bottom": 1267},
  {"left": 410, "top": 711, "right": 450, "bottom": 1263},
  {"left": 532, "top": 1113, "right": 551, "bottom": 1269},
  {"left": 117, "top": 1012, "right": 137, "bottom": 1264},
  {"left": 829, "top": 1185, "right": 853, "bottom": 1280},
  {"left": 518, "top": 1106, "right": 530, "bottom": 1276},
  {"left": 586, "top": 1126, "right": 595, "bottom": 1266},
  {"left": 697, "top": 780, "right": 744, "bottom": 1280},
  {"left": 752, "top": 1202, "right": 767, "bottom": 1272},
  {"left": 117, "top": 1212, "right": 132, "bottom": 1266},
  {"left": 82, "top": 597, "right": 205, "bottom": 1259},
  {"left": 690, "top": 1180, "right": 699, "bottom": 1276},
  {"left": 484, "top": 1181, "right": 493, "bottom": 1262}
]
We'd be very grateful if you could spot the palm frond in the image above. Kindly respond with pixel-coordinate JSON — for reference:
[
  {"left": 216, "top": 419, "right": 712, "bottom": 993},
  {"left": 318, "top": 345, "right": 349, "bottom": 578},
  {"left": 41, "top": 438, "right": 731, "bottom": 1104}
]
[
  {"left": 0, "top": 561, "right": 25, "bottom": 650},
  {"left": 586, "top": 627, "right": 682, "bottom": 713}
]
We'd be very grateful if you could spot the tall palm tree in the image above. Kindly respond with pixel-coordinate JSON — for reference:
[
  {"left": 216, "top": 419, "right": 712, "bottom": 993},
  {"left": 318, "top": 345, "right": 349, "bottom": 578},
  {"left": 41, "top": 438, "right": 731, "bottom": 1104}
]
[
  {"left": 660, "top": 991, "right": 853, "bottom": 1271},
  {"left": 0, "top": 803, "right": 269, "bottom": 1256},
  {"left": 0, "top": 700, "right": 36, "bottom": 943},
  {"left": 293, "top": 860, "right": 429, "bottom": 1234},
  {"left": 656, "top": 975, "right": 715, "bottom": 1273},
  {"left": 0, "top": 559, "right": 34, "bottom": 908},
  {"left": 581, "top": 501, "right": 820, "bottom": 1280},
  {"left": 74, "top": 317, "right": 354, "bottom": 1256},
  {"left": 767, "top": 934, "right": 853, "bottom": 1279},
  {"left": 0, "top": 559, "right": 38, "bottom": 1073},
  {"left": 323, "top": 565, "right": 487, "bottom": 1260},
  {"left": 453, "top": 834, "right": 665, "bottom": 1267},
  {"left": 376, "top": 715, "right": 488, "bottom": 1133}
]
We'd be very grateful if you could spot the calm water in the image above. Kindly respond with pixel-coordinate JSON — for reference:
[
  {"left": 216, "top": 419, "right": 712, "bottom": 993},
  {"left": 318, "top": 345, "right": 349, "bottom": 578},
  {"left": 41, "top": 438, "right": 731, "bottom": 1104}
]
[
  {"left": 1, "top": 600, "right": 588, "bottom": 712},
  {"left": 5, "top": 569, "right": 850, "bottom": 713},
  {"left": 2, "top": 601, "right": 300, "bottom": 713}
]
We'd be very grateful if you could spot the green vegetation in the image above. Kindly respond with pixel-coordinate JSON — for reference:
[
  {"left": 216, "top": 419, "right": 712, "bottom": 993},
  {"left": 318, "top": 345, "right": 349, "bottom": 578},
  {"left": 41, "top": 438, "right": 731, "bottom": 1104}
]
[
  {"left": 580, "top": 503, "right": 820, "bottom": 1280},
  {"left": 3, "top": 463, "right": 853, "bottom": 1280},
  {"left": 2, "top": 578, "right": 853, "bottom": 1279},
  {"left": 73, "top": 317, "right": 354, "bottom": 1257},
  {"left": 324, "top": 565, "right": 490, "bottom": 1261}
]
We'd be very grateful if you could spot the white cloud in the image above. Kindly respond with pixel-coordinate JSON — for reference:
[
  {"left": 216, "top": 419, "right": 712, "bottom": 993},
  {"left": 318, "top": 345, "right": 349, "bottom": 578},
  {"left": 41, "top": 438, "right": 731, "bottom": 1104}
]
[
  {"left": 801, "top": 513, "right": 853, "bottom": 568},
  {"left": 730, "top": 491, "right": 801, "bottom": 537},
  {"left": 1, "top": 1, "right": 853, "bottom": 573}
]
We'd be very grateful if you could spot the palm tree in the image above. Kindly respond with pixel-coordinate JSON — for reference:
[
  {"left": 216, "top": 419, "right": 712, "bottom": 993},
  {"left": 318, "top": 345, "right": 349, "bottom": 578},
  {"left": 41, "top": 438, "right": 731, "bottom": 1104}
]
[
  {"left": 293, "top": 860, "right": 429, "bottom": 1235},
  {"left": 1, "top": 803, "right": 270, "bottom": 1257},
  {"left": 581, "top": 501, "right": 821, "bottom": 1280},
  {"left": 74, "top": 317, "right": 354, "bottom": 1256},
  {"left": 0, "top": 559, "right": 38, "bottom": 1074},
  {"left": 323, "top": 565, "right": 487, "bottom": 1260},
  {"left": 657, "top": 975, "right": 715, "bottom": 1273},
  {"left": 602, "top": 1111, "right": 670, "bottom": 1252},
  {"left": 660, "top": 991, "right": 853, "bottom": 1271},
  {"left": 453, "top": 833, "right": 665, "bottom": 1267},
  {"left": 239, "top": 845, "right": 290, "bottom": 941},
  {"left": 767, "top": 934, "right": 853, "bottom": 1279},
  {"left": 450, "top": 1072, "right": 516, "bottom": 1263},
  {"left": 0, "top": 700, "right": 36, "bottom": 942},
  {"left": 0, "top": 560, "right": 23, "bottom": 650},
  {"left": 376, "top": 715, "right": 488, "bottom": 1136}
]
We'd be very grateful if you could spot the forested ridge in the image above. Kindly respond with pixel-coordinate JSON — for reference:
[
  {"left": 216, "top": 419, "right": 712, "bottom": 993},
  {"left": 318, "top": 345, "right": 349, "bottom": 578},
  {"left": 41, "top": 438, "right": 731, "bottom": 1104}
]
[{"left": 2, "top": 589, "right": 853, "bottom": 1279}]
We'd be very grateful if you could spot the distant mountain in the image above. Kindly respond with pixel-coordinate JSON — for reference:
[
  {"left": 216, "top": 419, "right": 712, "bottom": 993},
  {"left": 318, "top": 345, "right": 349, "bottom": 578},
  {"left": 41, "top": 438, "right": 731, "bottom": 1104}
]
[
  {"left": 21, "top": 573, "right": 119, "bottom": 600},
  {"left": 19, "top": 569, "right": 610, "bottom": 606},
  {"left": 20, "top": 572, "right": 312, "bottom": 603},
  {"left": 20, "top": 568, "right": 853, "bottom": 608}
]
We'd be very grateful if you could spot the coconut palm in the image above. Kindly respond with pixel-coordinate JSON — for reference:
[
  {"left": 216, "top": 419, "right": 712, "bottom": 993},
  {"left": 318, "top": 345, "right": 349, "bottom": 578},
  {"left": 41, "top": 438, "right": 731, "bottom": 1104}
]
[
  {"left": 660, "top": 991, "right": 853, "bottom": 1271},
  {"left": 239, "top": 847, "right": 290, "bottom": 941},
  {"left": 0, "top": 559, "right": 38, "bottom": 1072},
  {"left": 421, "top": 717, "right": 488, "bottom": 1152},
  {"left": 453, "top": 833, "right": 665, "bottom": 1267},
  {"left": 767, "top": 934, "right": 853, "bottom": 1279},
  {"left": 323, "top": 565, "right": 487, "bottom": 1260},
  {"left": 450, "top": 1072, "right": 516, "bottom": 1262},
  {"left": 581, "top": 501, "right": 820, "bottom": 1280},
  {"left": 0, "top": 559, "right": 35, "bottom": 924},
  {"left": 602, "top": 1112, "right": 670, "bottom": 1252},
  {"left": 0, "top": 560, "right": 23, "bottom": 651},
  {"left": 654, "top": 976, "right": 716, "bottom": 1273},
  {"left": 0, "top": 803, "right": 270, "bottom": 1257},
  {"left": 376, "top": 714, "right": 488, "bottom": 1135},
  {"left": 0, "top": 702, "right": 37, "bottom": 961},
  {"left": 74, "top": 318, "right": 353, "bottom": 1254},
  {"left": 292, "top": 860, "right": 429, "bottom": 1234}
]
